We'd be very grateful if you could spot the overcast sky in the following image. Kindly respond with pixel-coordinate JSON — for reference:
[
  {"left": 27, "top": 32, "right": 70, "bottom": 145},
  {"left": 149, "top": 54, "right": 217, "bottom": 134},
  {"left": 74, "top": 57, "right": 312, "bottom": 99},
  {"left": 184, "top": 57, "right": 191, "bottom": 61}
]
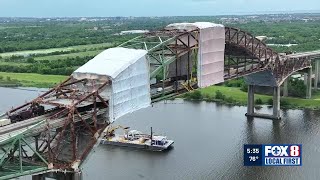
[{"left": 0, "top": 0, "right": 319, "bottom": 17}]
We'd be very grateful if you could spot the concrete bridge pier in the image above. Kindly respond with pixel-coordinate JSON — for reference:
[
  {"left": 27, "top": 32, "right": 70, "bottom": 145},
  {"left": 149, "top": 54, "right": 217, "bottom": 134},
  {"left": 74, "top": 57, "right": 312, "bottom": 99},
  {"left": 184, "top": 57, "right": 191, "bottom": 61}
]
[
  {"left": 318, "top": 60, "right": 320, "bottom": 83},
  {"left": 307, "top": 68, "right": 312, "bottom": 99},
  {"left": 32, "top": 171, "right": 82, "bottom": 180},
  {"left": 245, "top": 85, "right": 281, "bottom": 120},
  {"left": 283, "top": 79, "right": 288, "bottom": 97},
  {"left": 304, "top": 73, "right": 308, "bottom": 85},
  {"left": 273, "top": 86, "right": 281, "bottom": 119},
  {"left": 32, "top": 174, "right": 44, "bottom": 180},
  {"left": 303, "top": 68, "right": 313, "bottom": 99},
  {"left": 315, "top": 60, "right": 320, "bottom": 90},
  {"left": 246, "top": 85, "right": 255, "bottom": 116}
]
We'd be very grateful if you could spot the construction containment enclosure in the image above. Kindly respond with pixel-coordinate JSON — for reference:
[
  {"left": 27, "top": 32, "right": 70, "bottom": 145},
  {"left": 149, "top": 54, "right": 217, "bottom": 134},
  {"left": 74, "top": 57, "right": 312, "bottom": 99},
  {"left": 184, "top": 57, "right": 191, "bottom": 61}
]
[
  {"left": 166, "top": 22, "right": 225, "bottom": 88},
  {"left": 73, "top": 47, "right": 151, "bottom": 122},
  {"left": 2, "top": 21, "right": 320, "bottom": 180}
]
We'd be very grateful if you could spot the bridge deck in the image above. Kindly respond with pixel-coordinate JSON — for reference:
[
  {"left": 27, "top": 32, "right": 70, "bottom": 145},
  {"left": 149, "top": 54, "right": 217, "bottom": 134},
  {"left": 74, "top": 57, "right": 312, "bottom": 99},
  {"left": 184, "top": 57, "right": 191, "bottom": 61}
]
[
  {"left": 1, "top": 23, "right": 319, "bottom": 180},
  {"left": 287, "top": 50, "right": 320, "bottom": 58},
  {"left": 0, "top": 109, "right": 107, "bottom": 146}
]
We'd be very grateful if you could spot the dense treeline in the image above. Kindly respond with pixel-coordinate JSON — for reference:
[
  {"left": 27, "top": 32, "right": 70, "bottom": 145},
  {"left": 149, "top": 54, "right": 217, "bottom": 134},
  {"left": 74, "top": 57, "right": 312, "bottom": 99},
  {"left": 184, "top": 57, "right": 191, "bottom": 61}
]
[
  {"left": 1, "top": 17, "right": 319, "bottom": 53},
  {"left": 0, "top": 56, "right": 93, "bottom": 75},
  {"left": 0, "top": 16, "right": 320, "bottom": 77},
  {"left": 0, "top": 21, "right": 136, "bottom": 53}
]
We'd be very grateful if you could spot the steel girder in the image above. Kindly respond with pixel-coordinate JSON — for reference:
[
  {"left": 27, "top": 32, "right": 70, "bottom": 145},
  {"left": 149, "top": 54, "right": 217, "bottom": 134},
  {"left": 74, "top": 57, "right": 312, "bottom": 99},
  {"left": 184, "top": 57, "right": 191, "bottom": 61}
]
[
  {"left": 0, "top": 77, "right": 110, "bottom": 179},
  {"left": 121, "top": 27, "right": 314, "bottom": 86},
  {"left": 0, "top": 126, "right": 48, "bottom": 180},
  {"left": 1, "top": 25, "right": 320, "bottom": 180},
  {"left": 119, "top": 30, "right": 199, "bottom": 79},
  {"left": 224, "top": 27, "right": 313, "bottom": 85}
]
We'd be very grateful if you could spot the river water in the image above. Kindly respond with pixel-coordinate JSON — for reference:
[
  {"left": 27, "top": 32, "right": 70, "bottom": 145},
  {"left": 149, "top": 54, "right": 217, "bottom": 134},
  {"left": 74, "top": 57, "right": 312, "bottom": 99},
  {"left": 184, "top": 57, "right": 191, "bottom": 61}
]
[{"left": 1, "top": 87, "right": 320, "bottom": 180}]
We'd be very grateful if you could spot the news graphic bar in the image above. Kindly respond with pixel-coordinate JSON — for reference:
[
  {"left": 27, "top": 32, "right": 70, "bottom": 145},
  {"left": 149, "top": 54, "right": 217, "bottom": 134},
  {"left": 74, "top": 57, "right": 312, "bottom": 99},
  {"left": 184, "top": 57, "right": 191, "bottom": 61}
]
[{"left": 244, "top": 144, "right": 302, "bottom": 166}]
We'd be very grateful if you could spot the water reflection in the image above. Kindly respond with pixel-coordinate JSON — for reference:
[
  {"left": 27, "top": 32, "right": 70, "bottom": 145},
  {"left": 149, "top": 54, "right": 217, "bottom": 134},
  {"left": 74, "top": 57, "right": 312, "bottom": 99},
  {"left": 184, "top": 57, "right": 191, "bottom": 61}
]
[{"left": 0, "top": 87, "right": 320, "bottom": 180}]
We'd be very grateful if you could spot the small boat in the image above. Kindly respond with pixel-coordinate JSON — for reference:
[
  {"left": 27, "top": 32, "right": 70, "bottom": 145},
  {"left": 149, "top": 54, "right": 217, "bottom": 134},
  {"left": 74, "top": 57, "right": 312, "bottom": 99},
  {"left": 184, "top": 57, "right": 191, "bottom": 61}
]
[{"left": 100, "top": 125, "right": 174, "bottom": 151}]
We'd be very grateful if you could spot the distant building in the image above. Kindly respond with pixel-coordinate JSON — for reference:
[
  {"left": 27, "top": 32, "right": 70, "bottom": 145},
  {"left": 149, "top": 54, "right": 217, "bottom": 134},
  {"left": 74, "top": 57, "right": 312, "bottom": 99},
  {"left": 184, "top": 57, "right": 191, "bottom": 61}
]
[
  {"left": 267, "top": 43, "right": 298, "bottom": 47},
  {"left": 79, "top": 18, "right": 87, "bottom": 21},
  {"left": 119, "top": 30, "right": 149, "bottom": 35},
  {"left": 256, "top": 36, "right": 267, "bottom": 41},
  {"left": 302, "top": 19, "right": 309, "bottom": 22}
]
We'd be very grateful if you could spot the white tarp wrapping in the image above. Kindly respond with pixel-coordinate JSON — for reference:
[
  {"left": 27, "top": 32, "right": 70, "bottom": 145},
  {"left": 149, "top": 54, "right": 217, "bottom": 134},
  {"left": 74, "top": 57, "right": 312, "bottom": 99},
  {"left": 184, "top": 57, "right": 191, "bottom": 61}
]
[
  {"left": 197, "top": 23, "right": 225, "bottom": 88},
  {"left": 166, "top": 23, "right": 198, "bottom": 31},
  {"left": 166, "top": 22, "right": 225, "bottom": 88},
  {"left": 72, "top": 47, "right": 151, "bottom": 122}
]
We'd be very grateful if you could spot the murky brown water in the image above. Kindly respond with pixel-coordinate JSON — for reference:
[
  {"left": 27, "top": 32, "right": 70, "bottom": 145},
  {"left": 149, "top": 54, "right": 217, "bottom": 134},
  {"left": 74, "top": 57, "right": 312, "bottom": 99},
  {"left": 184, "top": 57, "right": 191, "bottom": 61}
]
[{"left": 1, "top": 87, "right": 320, "bottom": 180}]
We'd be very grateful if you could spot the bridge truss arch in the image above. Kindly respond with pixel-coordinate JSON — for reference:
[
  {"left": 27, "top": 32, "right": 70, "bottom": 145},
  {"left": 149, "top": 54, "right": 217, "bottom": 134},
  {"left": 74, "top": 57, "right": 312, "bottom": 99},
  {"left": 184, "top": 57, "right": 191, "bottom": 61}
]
[
  {"left": 224, "top": 27, "right": 312, "bottom": 86},
  {"left": 1, "top": 23, "right": 320, "bottom": 179},
  {"left": 120, "top": 26, "right": 313, "bottom": 88}
]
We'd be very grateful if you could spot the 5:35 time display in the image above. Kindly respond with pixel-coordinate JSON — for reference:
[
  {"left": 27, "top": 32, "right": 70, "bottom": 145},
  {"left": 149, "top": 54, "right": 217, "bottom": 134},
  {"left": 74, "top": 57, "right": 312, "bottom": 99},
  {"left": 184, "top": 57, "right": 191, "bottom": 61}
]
[{"left": 247, "top": 148, "right": 259, "bottom": 154}]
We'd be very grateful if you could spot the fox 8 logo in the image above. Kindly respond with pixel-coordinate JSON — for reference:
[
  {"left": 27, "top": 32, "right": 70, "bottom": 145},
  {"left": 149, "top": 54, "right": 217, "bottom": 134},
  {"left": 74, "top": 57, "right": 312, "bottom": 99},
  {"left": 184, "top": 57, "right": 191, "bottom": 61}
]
[{"left": 265, "top": 145, "right": 300, "bottom": 157}]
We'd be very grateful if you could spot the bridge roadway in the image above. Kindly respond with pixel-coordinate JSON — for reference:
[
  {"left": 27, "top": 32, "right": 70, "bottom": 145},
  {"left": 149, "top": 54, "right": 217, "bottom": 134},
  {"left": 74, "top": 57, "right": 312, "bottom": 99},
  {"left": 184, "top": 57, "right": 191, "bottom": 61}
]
[
  {"left": 0, "top": 78, "right": 185, "bottom": 180},
  {"left": 0, "top": 81, "right": 179, "bottom": 146},
  {"left": 287, "top": 50, "right": 320, "bottom": 59},
  {"left": 1, "top": 23, "right": 320, "bottom": 180},
  {"left": 0, "top": 79, "right": 189, "bottom": 146},
  {"left": 0, "top": 109, "right": 107, "bottom": 145}
]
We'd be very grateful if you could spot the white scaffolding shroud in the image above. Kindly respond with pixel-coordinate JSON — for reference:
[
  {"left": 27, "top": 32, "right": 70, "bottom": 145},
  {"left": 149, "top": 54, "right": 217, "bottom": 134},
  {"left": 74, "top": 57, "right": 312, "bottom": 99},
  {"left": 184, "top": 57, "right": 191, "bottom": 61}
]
[
  {"left": 166, "top": 22, "right": 225, "bottom": 88},
  {"left": 72, "top": 47, "right": 151, "bottom": 122}
]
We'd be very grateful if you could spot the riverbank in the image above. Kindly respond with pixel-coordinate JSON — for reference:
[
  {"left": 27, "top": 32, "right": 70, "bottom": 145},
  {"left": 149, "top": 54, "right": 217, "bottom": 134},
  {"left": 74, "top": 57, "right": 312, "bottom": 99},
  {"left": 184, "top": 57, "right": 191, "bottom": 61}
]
[
  {"left": 0, "top": 72, "right": 67, "bottom": 88},
  {"left": 2, "top": 88, "right": 319, "bottom": 180},
  {"left": 0, "top": 73, "right": 319, "bottom": 109},
  {"left": 181, "top": 85, "right": 320, "bottom": 110}
]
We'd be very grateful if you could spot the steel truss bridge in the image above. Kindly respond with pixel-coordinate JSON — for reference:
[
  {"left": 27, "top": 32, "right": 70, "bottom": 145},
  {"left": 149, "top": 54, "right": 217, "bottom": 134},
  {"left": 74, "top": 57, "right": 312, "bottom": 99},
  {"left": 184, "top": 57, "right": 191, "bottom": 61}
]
[{"left": 0, "top": 26, "right": 320, "bottom": 180}]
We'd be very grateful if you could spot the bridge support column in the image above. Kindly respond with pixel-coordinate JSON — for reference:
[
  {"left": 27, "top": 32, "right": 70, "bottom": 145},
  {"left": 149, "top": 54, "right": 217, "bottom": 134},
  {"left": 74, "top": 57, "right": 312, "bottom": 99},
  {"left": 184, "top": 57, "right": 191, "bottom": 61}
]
[
  {"left": 307, "top": 68, "right": 312, "bottom": 99},
  {"left": 32, "top": 174, "right": 44, "bottom": 180},
  {"left": 315, "top": 60, "right": 320, "bottom": 89},
  {"left": 32, "top": 172, "right": 82, "bottom": 180},
  {"left": 73, "top": 172, "right": 82, "bottom": 180},
  {"left": 273, "top": 86, "right": 281, "bottom": 119},
  {"left": 247, "top": 85, "right": 255, "bottom": 116},
  {"left": 245, "top": 85, "right": 281, "bottom": 120},
  {"left": 283, "top": 79, "right": 288, "bottom": 97},
  {"left": 304, "top": 73, "right": 308, "bottom": 85},
  {"left": 318, "top": 60, "right": 320, "bottom": 83}
]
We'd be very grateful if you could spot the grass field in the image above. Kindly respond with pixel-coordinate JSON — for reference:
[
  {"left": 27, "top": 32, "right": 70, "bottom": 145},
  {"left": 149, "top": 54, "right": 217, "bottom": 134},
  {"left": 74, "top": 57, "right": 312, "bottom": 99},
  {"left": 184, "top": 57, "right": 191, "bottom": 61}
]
[
  {"left": 0, "top": 71, "right": 318, "bottom": 109},
  {"left": 189, "top": 85, "right": 320, "bottom": 109},
  {"left": 34, "top": 50, "right": 102, "bottom": 61},
  {"left": 0, "top": 43, "right": 109, "bottom": 87},
  {"left": 0, "top": 62, "right": 29, "bottom": 66},
  {"left": 0, "top": 72, "right": 67, "bottom": 87},
  {"left": 0, "top": 43, "right": 112, "bottom": 58}
]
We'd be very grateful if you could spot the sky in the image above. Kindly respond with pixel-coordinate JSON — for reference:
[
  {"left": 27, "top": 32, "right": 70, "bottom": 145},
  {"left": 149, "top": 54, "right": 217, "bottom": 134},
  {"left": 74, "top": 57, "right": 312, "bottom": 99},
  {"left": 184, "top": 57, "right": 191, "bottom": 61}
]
[{"left": 0, "top": 0, "right": 319, "bottom": 17}]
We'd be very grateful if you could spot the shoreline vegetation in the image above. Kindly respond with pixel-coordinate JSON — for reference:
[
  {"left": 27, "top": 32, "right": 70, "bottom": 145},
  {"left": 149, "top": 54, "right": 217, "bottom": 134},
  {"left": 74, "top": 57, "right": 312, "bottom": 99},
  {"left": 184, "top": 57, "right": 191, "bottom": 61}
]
[
  {"left": 0, "top": 17, "right": 320, "bottom": 109},
  {"left": 181, "top": 85, "right": 320, "bottom": 110},
  {"left": 1, "top": 72, "right": 319, "bottom": 110}
]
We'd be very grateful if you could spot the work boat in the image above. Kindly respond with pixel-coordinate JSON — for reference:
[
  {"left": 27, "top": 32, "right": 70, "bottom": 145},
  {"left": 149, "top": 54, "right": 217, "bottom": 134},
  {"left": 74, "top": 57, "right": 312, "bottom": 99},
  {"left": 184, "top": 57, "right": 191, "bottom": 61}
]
[{"left": 100, "top": 125, "right": 174, "bottom": 151}]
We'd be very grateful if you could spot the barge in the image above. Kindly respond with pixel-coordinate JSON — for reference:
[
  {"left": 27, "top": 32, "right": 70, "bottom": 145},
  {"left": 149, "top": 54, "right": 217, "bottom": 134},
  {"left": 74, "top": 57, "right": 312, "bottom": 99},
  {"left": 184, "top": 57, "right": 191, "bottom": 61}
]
[{"left": 100, "top": 125, "right": 174, "bottom": 151}]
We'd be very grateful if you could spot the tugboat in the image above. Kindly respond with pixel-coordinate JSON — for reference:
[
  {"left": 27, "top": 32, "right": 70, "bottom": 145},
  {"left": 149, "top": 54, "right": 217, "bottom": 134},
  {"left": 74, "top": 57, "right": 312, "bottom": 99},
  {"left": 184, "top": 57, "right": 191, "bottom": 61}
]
[{"left": 100, "top": 125, "right": 174, "bottom": 151}]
